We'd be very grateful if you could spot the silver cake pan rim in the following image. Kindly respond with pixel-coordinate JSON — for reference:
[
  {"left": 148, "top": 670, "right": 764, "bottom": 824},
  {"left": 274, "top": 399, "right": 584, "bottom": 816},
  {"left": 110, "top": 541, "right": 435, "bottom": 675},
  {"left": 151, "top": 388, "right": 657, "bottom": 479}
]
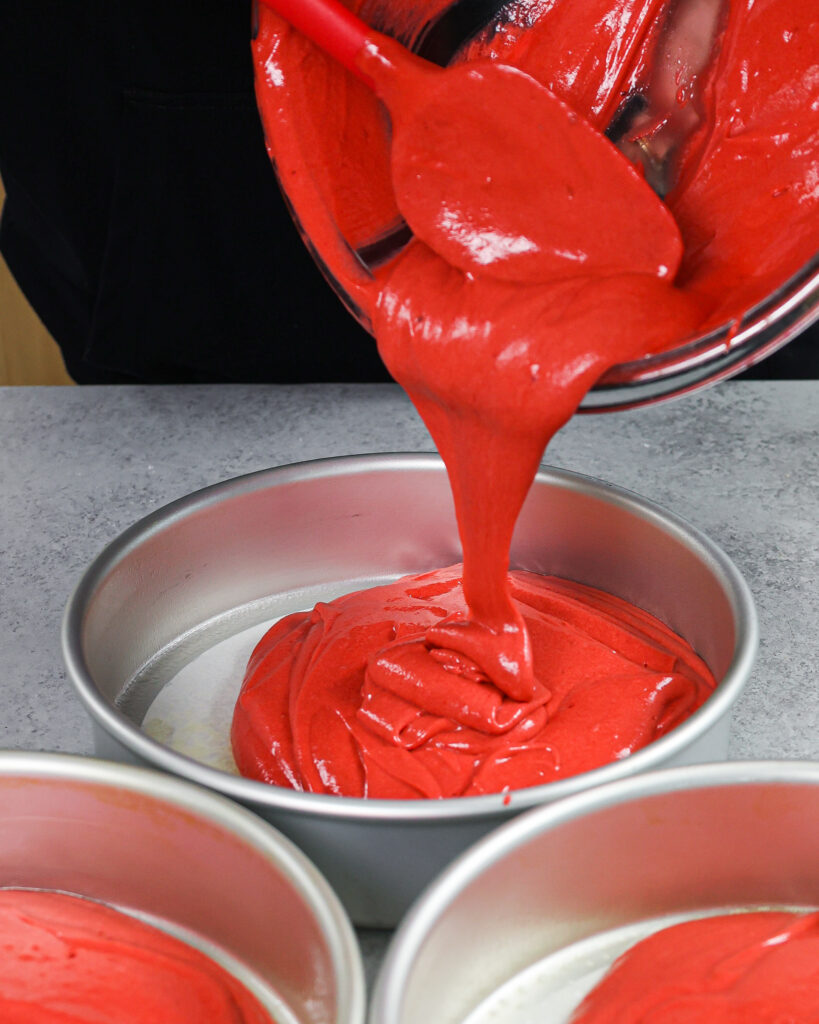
[
  {"left": 370, "top": 758, "right": 819, "bottom": 1023},
  {"left": 0, "top": 748, "right": 367, "bottom": 1024}
]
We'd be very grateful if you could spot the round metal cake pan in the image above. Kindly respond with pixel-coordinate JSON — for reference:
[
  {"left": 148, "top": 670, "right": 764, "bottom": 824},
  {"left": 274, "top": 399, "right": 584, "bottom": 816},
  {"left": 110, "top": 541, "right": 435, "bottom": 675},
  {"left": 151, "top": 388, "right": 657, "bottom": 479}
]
[
  {"left": 371, "top": 761, "right": 819, "bottom": 1024},
  {"left": 0, "top": 751, "right": 364, "bottom": 1024},
  {"left": 63, "top": 453, "right": 757, "bottom": 927}
]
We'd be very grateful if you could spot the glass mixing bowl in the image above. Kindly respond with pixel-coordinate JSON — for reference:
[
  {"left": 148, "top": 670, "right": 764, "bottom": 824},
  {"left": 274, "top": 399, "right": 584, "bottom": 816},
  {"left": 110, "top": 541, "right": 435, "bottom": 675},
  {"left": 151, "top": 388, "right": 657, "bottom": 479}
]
[
  {"left": 587, "top": 253, "right": 819, "bottom": 410},
  {"left": 252, "top": 0, "right": 819, "bottom": 409}
]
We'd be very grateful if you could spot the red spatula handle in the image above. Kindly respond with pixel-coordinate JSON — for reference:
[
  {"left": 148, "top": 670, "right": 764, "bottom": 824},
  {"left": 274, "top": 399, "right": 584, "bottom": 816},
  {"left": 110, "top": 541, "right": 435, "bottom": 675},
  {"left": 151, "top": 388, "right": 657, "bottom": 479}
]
[{"left": 256, "top": 0, "right": 373, "bottom": 82}]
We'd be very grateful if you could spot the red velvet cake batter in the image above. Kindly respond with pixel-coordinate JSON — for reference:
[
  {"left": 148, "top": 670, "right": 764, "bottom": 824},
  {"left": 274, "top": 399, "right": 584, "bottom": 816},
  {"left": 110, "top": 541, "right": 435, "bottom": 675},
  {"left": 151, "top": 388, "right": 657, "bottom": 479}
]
[
  {"left": 234, "top": 1, "right": 817, "bottom": 797},
  {"left": 253, "top": 0, "right": 818, "bottom": 330},
  {"left": 232, "top": 566, "right": 714, "bottom": 798},
  {"left": 356, "top": 36, "right": 684, "bottom": 285},
  {"left": 570, "top": 910, "right": 819, "bottom": 1022},
  {"left": 0, "top": 889, "right": 272, "bottom": 1023}
]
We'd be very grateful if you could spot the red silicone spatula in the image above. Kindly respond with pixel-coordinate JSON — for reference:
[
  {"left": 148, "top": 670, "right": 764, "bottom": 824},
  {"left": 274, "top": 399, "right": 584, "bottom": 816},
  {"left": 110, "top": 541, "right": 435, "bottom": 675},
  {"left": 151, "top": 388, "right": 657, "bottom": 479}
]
[{"left": 257, "top": 0, "right": 683, "bottom": 284}]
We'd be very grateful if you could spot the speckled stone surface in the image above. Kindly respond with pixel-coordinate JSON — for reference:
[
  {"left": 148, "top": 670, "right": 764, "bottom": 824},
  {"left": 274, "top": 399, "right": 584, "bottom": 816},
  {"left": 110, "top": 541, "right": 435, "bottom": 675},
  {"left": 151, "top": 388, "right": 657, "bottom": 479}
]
[{"left": 1, "top": 381, "right": 818, "bottom": 984}]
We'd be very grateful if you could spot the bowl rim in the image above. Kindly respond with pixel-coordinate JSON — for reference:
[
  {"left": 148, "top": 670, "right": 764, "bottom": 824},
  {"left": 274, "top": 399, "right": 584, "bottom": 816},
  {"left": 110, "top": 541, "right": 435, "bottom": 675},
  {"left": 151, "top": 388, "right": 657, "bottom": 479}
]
[
  {"left": 370, "top": 759, "right": 819, "bottom": 1022},
  {"left": 586, "top": 252, "right": 819, "bottom": 409},
  {"left": 62, "top": 452, "right": 758, "bottom": 825},
  {"left": 0, "top": 750, "right": 367, "bottom": 1024}
]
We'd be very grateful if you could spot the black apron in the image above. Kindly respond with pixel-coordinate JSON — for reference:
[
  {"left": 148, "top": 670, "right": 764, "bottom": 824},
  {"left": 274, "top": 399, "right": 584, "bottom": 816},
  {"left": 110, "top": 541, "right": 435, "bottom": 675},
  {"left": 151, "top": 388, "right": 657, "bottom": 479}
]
[
  {"left": 0, "top": 0, "right": 388, "bottom": 383},
  {"left": 0, "top": 2, "right": 815, "bottom": 383}
]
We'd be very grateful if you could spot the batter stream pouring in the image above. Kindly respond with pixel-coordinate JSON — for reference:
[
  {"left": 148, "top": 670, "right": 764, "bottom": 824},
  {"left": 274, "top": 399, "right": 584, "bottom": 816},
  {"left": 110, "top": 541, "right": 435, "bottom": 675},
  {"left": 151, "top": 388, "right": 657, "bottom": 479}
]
[{"left": 226, "top": 0, "right": 782, "bottom": 797}]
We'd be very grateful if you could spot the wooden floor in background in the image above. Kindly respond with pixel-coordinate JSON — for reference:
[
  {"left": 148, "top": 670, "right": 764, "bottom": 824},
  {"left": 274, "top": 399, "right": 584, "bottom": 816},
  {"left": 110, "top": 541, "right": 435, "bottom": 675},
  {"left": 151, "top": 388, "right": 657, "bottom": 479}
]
[{"left": 0, "top": 181, "right": 74, "bottom": 385}]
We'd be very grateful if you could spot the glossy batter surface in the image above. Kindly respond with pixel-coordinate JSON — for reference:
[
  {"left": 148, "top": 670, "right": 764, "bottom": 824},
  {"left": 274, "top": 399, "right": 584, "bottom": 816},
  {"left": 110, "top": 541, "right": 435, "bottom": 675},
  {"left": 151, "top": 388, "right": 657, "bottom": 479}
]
[
  {"left": 254, "top": 0, "right": 819, "bottom": 331},
  {"left": 362, "top": 39, "right": 683, "bottom": 284},
  {"left": 232, "top": 566, "right": 714, "bottom": 798},
  {"left": 570, "top": 911, "right": 819, "bottom": 1022},
  {"left": 0, "top": 890, "right": 272, "bottom": 1023}
]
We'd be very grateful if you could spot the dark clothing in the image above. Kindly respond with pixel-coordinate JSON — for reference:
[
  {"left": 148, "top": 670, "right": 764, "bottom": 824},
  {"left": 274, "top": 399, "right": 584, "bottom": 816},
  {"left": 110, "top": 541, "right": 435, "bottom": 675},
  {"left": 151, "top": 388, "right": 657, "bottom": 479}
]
[
  {"left": 0, "top": 2, "right": 815, "bottom": 383},
  {"left": 0, "top": 1, "right": 388, "bottom": 383}
]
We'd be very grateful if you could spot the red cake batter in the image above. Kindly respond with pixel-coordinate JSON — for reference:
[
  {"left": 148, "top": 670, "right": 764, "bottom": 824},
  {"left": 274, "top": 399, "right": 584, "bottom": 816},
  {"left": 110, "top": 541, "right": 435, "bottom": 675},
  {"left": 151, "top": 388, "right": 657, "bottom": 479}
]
[
  {"left": 357, "top": 36, "right": 684, "bottom": 285},
  {"left": 0, "top": 889, "right": 272, "bottom": 1023},
  {"left": 233, "top": 566, "right": 715, "bottom": 798},
  {"left": 253, "top": 0, "right": 818, "bottom": 330},
  {"left": 570, "top": 910, "right": 819, "bottom": 1022},
  {"left": 234, "top": 1, "right": 817, "bottom": 796}
]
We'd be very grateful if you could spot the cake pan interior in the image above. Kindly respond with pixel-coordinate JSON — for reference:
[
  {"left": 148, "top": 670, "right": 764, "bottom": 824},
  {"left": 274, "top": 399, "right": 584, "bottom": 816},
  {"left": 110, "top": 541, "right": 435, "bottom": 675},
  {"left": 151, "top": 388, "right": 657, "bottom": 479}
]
[
  {"left": 0, "top": 752, "right": 364, "bottom": 1024},
  {"left": 78, "top": 457, "right": 462, "bottom": 714},
  {"left": 70, "top": 454, "right": 748, "bottom": 727},
  {"left": 370, "top": 763, "right": 819, "bottom": 1024}
]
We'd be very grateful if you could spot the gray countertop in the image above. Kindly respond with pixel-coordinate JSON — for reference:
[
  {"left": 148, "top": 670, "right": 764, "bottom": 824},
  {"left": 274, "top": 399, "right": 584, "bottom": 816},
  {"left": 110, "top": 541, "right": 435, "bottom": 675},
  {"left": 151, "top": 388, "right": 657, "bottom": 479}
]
[{"left": 1, "top": 381, "right": 818, "bottom": 985}]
